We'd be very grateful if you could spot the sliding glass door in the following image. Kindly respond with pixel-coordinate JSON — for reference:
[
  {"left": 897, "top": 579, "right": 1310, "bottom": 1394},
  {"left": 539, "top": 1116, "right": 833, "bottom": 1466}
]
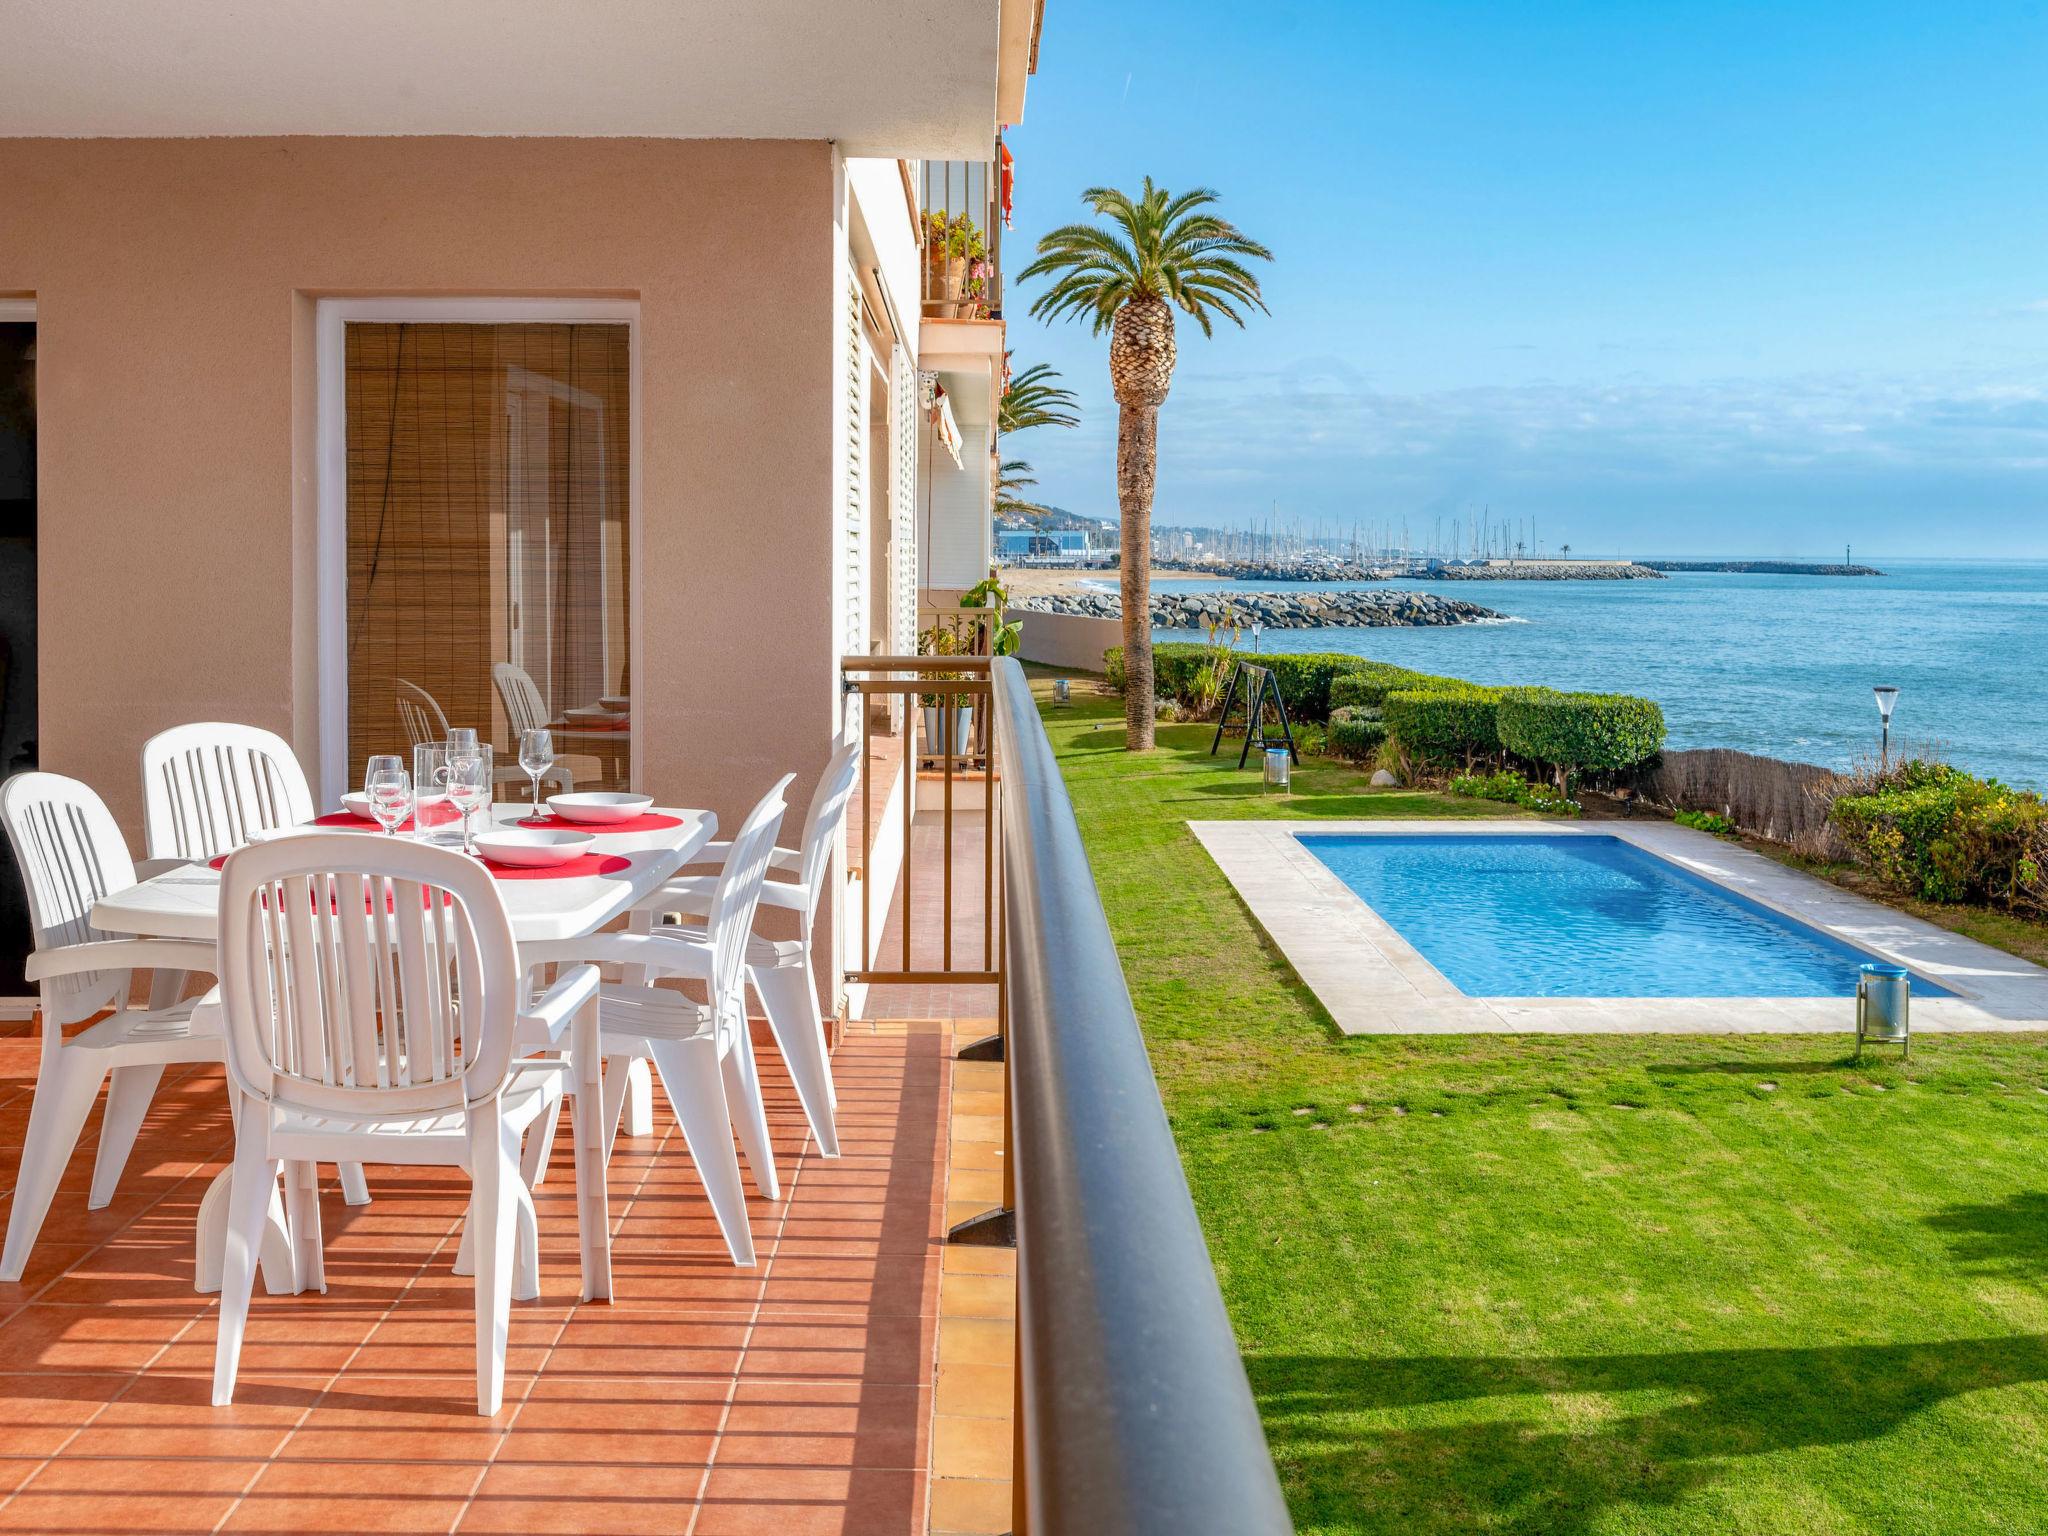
[
  {"left": 0, "top": 317, "right": 34, "bottom": 996},
  {"left": 339, "top": 319, "right": 632, "bottom": 795}
]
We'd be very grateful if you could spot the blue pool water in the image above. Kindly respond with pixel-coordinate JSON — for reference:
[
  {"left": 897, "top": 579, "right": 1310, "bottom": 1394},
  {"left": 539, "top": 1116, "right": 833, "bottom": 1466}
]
[{"left": 1299, "top": 833, "right": 1950, "bottom": 999}]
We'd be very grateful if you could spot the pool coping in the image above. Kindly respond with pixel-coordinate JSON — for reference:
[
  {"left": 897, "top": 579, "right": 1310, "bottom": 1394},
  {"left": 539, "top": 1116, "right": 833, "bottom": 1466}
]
[{"left": 1189, "top": 818, "right": 2048, "bottom": 1036}]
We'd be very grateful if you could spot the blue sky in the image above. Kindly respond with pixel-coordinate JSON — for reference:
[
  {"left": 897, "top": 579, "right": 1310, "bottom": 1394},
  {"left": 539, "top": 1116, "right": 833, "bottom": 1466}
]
[{"left": 998, "top": 2, "right": 2048, "bottom": 557}]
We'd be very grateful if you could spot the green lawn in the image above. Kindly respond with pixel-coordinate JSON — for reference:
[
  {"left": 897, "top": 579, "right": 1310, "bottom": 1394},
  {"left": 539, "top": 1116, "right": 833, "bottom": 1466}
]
[{"left": 1041, "top": 681, "right": 2048, "bottom": 1536}]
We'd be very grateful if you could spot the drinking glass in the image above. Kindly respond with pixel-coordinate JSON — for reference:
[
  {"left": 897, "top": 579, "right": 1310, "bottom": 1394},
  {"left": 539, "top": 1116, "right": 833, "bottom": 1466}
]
[
  {"left": 519, "top": 729, "right": 555, "bottom": 820},
  {"left": 412, "top": 744, "right": 459, "bottom": 843},
  {"left": 365, "top": 765, "right": 410, "bottom": 836},
  {"left": 446, "top": 745, "right": 493, "bottom": 855}
]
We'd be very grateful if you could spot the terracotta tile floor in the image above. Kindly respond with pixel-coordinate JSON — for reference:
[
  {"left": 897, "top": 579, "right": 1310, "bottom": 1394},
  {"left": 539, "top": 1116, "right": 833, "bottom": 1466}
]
[{"left": 0, "top": 1017, "right": 953, "bottom": 1535}]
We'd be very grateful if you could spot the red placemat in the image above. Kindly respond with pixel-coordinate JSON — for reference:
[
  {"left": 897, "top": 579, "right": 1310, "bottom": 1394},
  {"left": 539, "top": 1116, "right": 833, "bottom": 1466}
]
[
  {"left": 517, "top": 812, "right": 684, "bottom": 834},
  {"left": 484, "top": 853, "right": 633, "bottom": 880},
  {"left": 311, "top": 811, "right": 414, "bottom": 831},
  {"left": 208, "top": 850, "right": 628, "bottom": 885}
]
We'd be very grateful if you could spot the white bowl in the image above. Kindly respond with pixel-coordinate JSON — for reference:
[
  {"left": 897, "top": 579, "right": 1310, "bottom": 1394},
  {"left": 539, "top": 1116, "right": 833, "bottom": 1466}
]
[
  {"left": 547, "top": 792, "right": 655, "bottom": 825},
  {"left": 599, "top": 695, "right": 631, "bottom": 713},
  {"left": 340, "top": 792, "right": 377, "bottom": 820},
  {"left": 473, "top": 829, "right": 595, "bottom": 867}
]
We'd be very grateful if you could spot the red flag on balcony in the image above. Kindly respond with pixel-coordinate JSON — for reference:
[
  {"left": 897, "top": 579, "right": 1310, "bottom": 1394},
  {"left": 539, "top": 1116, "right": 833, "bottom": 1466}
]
[{"left": 999, "top": 141, "right": 1015, "bottom": 229}]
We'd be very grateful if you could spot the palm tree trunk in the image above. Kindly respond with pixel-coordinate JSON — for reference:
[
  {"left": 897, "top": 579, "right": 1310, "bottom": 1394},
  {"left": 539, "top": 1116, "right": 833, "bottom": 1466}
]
[{"left": 1117, "top": 401, "right": 1159, "bottom": 750}]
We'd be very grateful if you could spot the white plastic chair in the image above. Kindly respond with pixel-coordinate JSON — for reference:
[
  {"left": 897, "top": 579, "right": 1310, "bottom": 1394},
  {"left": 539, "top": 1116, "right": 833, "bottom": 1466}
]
[
  {"left": 141, "top": 722, "right": 317, "bottom": 862},
  {"left": 521, "top": 778, "right": 789, "bottom": 1267},
  {"left": 211, "top": 832, "right": 599, "bottom": 1415},
  {"left": 628, "top": 740, "right": 860, "bottom": 1155},
  {"left": 492, "top": 663, "right": 605, "bottom": 792},
  {"left": 396, "top": 679, "right": 572, "bottom": 797},
  {"left": 141, "top": 722, "right": 371, "bottom": 1209},
  {"left": 491, "top": 663, "right": 551, "bottom": 741},
  {"left": 0, "top": 772, "right": 226, "bottom": 1280}
]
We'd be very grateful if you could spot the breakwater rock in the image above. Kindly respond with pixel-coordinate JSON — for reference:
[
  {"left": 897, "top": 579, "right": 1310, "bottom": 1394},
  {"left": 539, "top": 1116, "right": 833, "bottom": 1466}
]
[
  {"left": 1427, "top": 561, "right": 1664, "bottom": 581},
  {"left": 1016, "top": 588, "right": 1501, "bottom": 629},
  {"left": 1638, "top": 560, "right": 1885, "bottom": 576}
]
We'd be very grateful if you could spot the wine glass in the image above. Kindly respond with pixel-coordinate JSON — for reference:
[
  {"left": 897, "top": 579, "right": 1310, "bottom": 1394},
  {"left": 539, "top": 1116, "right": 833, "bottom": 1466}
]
[
  {"left": 519, "top": 728, "right": 555, "bottom": 821},
  {"left": 446, "top": 728, "right": 480, "bottom": 757},
  {"left": 445, "top": 746, "right": 492, "bottom": 855},
  {"left": 363, "top": 754, "right": 403, "bottom": 803},
  {"left": 365, "top": 764, "right": 410, "bottom": 836}
]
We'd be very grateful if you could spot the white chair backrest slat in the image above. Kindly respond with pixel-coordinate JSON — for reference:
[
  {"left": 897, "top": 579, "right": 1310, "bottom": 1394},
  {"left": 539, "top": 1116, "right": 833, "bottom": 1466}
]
[
  {"left": 707, "top": 777, "right": 792, "bottom": 1040},
  {"left": 795, "top": 740, "right": 863, "bottom": 928},
  {"left": 219, "top": 834, "right": 517, "bottom": 1119},
  {"left": 143, "top": 723, "right": 317, "bottom": 862},
  {"left": 0, "top": 772, "right": 138, "bottom": 1024},
  {"left": 492, "top": 663, "right": 550, "bottom": 739},
  {"left": 394, "top": 680, "right": 453, "bottom": 755}
]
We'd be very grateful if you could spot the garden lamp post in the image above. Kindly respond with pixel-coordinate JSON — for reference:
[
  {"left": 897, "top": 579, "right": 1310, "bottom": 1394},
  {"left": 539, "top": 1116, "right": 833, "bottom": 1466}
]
[
  {"left": 1872, "top": 685, "right": 1900, "bottom": 769},
  {"left": 1251, "top": 619, "right": 1263, "bottom": 654}
]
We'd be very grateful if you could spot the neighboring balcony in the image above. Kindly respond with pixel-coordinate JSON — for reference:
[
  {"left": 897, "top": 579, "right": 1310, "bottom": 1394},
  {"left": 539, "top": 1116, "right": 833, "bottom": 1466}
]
[{"left": 920, "top": 158, "right": 1005, "bottom": 324}]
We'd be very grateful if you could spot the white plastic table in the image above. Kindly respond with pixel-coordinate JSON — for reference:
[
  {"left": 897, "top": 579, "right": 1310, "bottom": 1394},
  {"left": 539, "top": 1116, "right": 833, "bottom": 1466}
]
[{"left": 89, "top": 804, "right": 716, "bottom": 1304}]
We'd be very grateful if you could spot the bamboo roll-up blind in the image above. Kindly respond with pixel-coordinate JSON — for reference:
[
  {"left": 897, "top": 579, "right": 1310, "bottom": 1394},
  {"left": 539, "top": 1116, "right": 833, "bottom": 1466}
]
[{"left": 343, "top": 322, "right": 631, "bottom": 791}]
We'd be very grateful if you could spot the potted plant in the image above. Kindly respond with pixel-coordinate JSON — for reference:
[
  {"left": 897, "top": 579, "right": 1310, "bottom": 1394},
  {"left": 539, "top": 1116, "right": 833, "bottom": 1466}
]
[
  {"left": 917, "top": 618, "right": 973, "bottom": 759},
  {"left": 923, "top": 213, "right": 985, "bottom": 319},
  {"left": 961, "top": 258, "right": 990, "bottom": 320},
  {"left": 959, "top": 573, "right": 1021, "bottom": 658}
]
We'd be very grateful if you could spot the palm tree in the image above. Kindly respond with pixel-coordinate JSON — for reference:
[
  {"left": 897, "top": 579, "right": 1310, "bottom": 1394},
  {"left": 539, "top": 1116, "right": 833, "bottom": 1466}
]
[
  {"left": 1020, "top": 178, "right": 1271, "bottom": 749},
  {"left": 999, "top": 358, "right": 1079, "bottom": 435},
  {"left": 995, "top": 458, "right": 1042, "bottom": 518}
]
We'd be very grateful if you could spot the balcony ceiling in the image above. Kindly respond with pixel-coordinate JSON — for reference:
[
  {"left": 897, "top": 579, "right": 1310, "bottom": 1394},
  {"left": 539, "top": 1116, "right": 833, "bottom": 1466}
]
[{"left": 0, "top": 0, "right": 1008, "bottom": 158}]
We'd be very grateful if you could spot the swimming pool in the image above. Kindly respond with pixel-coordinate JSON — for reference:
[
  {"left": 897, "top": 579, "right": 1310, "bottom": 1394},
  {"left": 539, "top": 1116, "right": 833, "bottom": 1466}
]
[{"left": 1298, "top": 833, "right": 1952, "bottom": 999}]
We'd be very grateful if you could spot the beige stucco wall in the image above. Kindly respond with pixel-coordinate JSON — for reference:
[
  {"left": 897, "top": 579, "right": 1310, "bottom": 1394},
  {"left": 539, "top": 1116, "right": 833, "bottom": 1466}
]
[
  {"left": 1016, "top": 608, "right": 1120, "bottom": 674},
  {"left": 0, "top": 136, "right": 842, "bottom": 887}
]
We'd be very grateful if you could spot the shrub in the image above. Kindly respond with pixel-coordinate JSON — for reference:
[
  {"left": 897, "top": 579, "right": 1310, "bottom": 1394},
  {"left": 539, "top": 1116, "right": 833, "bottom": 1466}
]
[
  {"left": 1496, "top": 688, "right": 1666, "bottom": 780},
  {"left": 1830, "top": 764, "right": 2047, "bottom": 910},
  {"left": 1325, "top": 706, "right": 1386, "bottom": 762},
  {"left": 1104, "top": 644, "right": 1389, "bottom": 721},
  {"left": 1450, "top": 771, "right": 1580, "bottom": 816},
  {"left": 1329, "top": 663, "right": 1447, "bottom": 712},
  {"left": 1383, "top": 684, "right": 1503, "bottom": 766},
  {"left": 1674, "top": 809, "right": 1738, "bottom": 837}
]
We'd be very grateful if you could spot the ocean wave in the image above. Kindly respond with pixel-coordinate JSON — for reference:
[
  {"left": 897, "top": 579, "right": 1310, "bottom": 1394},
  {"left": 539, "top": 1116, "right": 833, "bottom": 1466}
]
[{"left": 1466, "top": 614, "right": 1531, "bottom": 626}]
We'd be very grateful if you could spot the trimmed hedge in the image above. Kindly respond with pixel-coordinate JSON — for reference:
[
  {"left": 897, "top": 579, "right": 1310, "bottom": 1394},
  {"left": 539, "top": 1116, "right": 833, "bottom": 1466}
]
[
  {"left": 1382, "top": 684, "right": 1503, "bottom": 763},
  {"left": 1103, "top": 643, "right": 1379, "bottom": 721},
  {"left": 1326, "top": 706, "right": 1387, "bottom": 762},
  {"left": 1496, "top": 687, "right": 1666, "bottom": 776},
  {"left": 1100, "top": 644, "right": 1666, "bottom": 787},
  {"left": 1329, "top": 662, "right": 1451, "bottom": 712}
]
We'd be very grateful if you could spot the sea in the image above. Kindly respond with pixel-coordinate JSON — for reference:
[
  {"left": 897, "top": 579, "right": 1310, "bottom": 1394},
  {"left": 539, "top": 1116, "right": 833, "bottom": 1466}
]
[{"left": 1131, "top": 559, "right": 2048, "bottom": 790}]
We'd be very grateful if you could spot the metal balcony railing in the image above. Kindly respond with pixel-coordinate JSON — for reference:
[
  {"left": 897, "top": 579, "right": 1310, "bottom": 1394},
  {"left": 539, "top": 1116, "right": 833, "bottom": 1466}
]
[
  {"left": 840, "top": 653, "right": 1294, "bottom": 1535},
  {"left": 921, "top": 155, "right": 1003, "bottom": 321}
]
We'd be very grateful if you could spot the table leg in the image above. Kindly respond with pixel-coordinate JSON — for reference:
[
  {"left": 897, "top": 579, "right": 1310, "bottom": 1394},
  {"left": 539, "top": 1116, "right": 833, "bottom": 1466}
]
[
  {"left": 194, "top": 1167, "right": 299, "bottom": 1296},
  {"left": 571, "top": 995, "right": 613, "bottom": 1302},
  {"left": 623, "top": 1059, "right": 654, "bottom": 1136},
  {"left": 146, "top": 970, "right": 186, "bottom": 1011}
]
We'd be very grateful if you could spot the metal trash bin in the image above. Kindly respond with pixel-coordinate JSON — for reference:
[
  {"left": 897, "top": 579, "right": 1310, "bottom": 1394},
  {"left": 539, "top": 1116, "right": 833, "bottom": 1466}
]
[
  {"left": 1855, "top": 963, "right": 1911, "bottom": 1060},
  {"left": 1052, "top": 678, "right": 1071, "bottom": 706},
  {"left": 1264, "top": 747, "right": 1292, "bottom": 794}
]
